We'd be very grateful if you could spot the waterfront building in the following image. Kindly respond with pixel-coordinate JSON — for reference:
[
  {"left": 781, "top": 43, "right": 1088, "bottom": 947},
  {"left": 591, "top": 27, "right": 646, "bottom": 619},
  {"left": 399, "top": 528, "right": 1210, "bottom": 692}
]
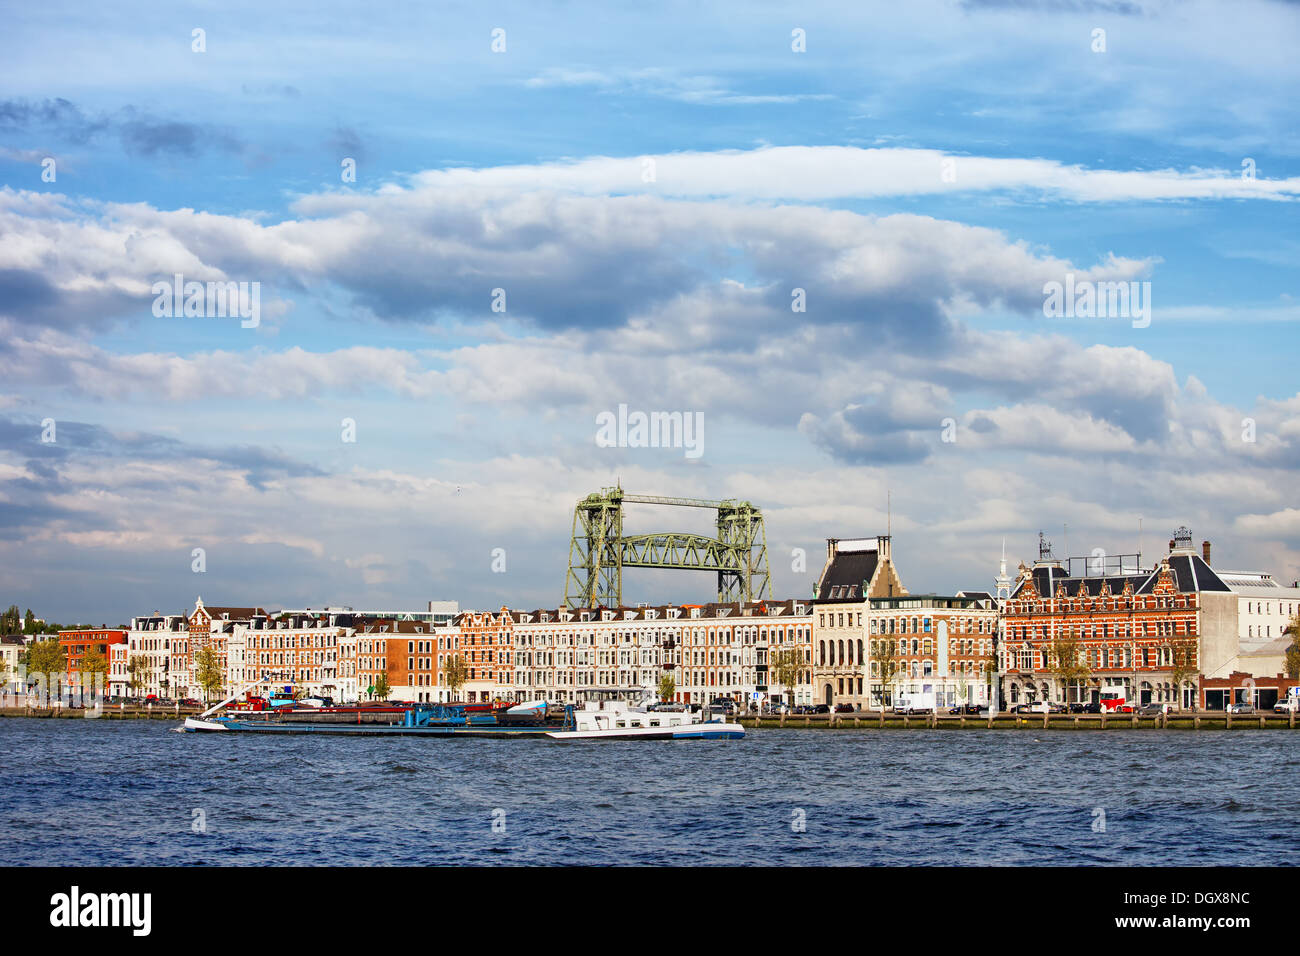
[
  {"left": 57, "top": 628, "right": 127, "bottom": 684},
  {"left": 868, "top": 593, "right": 1000, "bottom": 710},
  {"left": 170, "top": 599, "right": 267, "bottom": 699},
  {"left": 1198, "top": 670, "right": 1300, "bottom": 710},
  {"left": 378, "top": 619, "right": 442, "bottom": 703},
  {"left": 108, "top": 642, "right": 129, "bottom": 696},
  {"left": 228, "top": 610, "right": 355, "bottom": 701},
  {"left": 126, "top": 613, "right": 185, "bottom": 698},
  {"left": 999, "top": 528, "right": 1235, "bottom": 708},
  {"left": 1215, "top": 565, "right": 1300, "bottom": 680},
  {"left": 0, "top": 636, "right": 23, "bottom": 692},
  {"left": 446, "top": 608, "right": 515, "bottom": 702},
  {"left": 812, "top": 535, "right": 907, "bottom": 709},
  {"left": 423, "top": 600, "right": 814, "bottom": 706}
]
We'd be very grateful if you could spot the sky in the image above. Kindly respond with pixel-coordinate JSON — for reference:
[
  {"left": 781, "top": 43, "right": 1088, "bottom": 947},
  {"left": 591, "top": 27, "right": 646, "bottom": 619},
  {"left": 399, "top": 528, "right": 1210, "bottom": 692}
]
[{"left": 1, "top": 0, "right": 1298, "bottom": 625}]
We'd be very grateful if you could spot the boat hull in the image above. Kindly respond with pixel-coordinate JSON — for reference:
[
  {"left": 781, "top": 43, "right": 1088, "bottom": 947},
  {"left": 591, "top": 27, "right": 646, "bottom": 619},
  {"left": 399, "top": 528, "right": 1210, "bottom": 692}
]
[
  {"left": 183, "top": 716, "right": 230, "bottom": 732},
  {"left": 545, "top": 722, "right": 745, "bottom": 741}
]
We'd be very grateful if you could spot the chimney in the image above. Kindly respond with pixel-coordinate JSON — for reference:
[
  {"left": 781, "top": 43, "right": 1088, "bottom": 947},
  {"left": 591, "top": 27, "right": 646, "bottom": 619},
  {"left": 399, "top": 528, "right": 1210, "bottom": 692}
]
[
  {"left": 1202, "top": 540, "right": 1211, "bottom": 565},
  {"left": 1168, "top": 539, "right": 1175, "bottom": 553},
  {"left": 877, "top": 534, "right": 891, "bottom": 561},
  {"left": 827, "top": 538, "right": 838, "bottom": 560}
]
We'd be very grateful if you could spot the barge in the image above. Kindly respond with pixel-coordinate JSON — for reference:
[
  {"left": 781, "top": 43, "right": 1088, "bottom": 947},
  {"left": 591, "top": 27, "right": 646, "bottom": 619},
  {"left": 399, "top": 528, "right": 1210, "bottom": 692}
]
[{"left": 181, "top": 685, "right": 744, "bottom": 740}]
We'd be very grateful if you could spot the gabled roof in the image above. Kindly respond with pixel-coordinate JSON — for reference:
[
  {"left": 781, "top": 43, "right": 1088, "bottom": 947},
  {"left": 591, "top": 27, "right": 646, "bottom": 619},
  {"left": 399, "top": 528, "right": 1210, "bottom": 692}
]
[
  {"left": 1137, "top": 554, "right": 1230, "bottom": 593},
  {"left": 816, "top": 550, "right": 878, "bottom": 602}
]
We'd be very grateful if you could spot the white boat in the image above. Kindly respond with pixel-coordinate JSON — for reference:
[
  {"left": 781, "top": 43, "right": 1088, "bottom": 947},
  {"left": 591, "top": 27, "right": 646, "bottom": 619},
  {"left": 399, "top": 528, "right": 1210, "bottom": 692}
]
[
  {"left": 545, "top": 690, "right": 744, "bottom": 741},
  {"left": 183, "top": 716, "right": 229, "bottom": 732}
]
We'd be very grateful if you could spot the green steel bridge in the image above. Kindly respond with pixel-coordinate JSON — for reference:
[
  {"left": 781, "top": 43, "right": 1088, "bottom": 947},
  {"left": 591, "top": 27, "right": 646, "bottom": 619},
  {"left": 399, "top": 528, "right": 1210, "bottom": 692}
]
[{"left": 563, "top": 486, "right": 771, "bottom": 609}]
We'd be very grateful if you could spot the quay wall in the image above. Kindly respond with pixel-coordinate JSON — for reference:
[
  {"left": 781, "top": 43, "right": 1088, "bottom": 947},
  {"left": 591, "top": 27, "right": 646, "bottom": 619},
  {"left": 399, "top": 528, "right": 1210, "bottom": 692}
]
[{"left": 741, "top": 712, "right": 1300, "bottom": 731}]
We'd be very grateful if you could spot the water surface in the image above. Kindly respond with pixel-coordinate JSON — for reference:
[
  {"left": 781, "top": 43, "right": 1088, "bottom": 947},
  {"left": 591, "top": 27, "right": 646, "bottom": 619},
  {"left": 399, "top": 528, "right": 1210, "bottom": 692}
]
[{"left": 2, "top": 719, "right": 1292, "bottom": 865}]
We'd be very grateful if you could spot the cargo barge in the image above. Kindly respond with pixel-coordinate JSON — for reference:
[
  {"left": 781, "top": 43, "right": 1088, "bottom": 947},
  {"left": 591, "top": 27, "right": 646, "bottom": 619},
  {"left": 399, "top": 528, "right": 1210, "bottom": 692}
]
[{"left": 180, "top": 685, "right": 744, "bottom": 740}]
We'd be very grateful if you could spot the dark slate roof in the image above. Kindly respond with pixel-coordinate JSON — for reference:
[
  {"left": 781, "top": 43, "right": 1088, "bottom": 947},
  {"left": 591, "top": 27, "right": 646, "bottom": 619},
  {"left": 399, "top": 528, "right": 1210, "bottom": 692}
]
[
  {"left": 816, "top": 549, "right": 879, "bottom": 602},
  {"left": 1137, "top": 554, "right": 1231, "bottom": 593},
  {"left": 1013, "top": 552, "right": 1233, "bottom": 600}
]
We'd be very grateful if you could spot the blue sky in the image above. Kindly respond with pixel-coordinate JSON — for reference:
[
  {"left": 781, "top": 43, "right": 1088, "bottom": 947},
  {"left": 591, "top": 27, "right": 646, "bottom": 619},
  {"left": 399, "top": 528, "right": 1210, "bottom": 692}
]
[{"left": 2, "top": 0, "right": 1298, "bottom": 624}]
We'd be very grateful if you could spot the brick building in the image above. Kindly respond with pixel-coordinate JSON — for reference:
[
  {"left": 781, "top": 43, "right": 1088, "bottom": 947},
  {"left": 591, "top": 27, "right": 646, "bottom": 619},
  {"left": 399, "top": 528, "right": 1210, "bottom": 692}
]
[
  {"left": 170, "top": 599, "right": 266, "bottom": 699},
  {"left": 57, "top": 628, "right": 127, "bottom": 684},
  {"left": 1000, "top": 529, "right": 1236, "bottom": 708},
  {"left": 1199, "top": 671, "right": 1300, "bottom": 711},
  {"left": 869, "top": 593, "right": 1000, "bottom": 710},
  {"left": 444, "top": 608, "right": 516, "bottom": 702}
]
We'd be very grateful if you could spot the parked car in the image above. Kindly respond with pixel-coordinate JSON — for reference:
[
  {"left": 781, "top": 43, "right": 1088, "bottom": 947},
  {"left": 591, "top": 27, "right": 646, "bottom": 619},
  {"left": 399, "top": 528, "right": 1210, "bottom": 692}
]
[
  {"left": 1226, "top": 701, "right": 1255, "bottom": 715},
  {"left": 763, "top": 701, "right": 789, "bottom": 715},
  {"left": 179, "top": 697, "right": 201, "bottom": 707},
  {"left": 834, "top": 702, "right": 856, "bottom": 713},
  {"left": 1068, "top": 701, "right": 1101, "bottom": 714},
  {"left": 810, "top": 704, "right": 831, "bottom": 714},
  {"left": 1138, "top": 702, "right": 1171, "bottom": 715},
  {"left": 1274, "top": 697, "right": 1299, "bottom": 714},
  {"left": 708, "top": 697, "right": 737, "bottom": 715},
  {"left": 948, "top": 703, "right": 982, "bottom": 715},
  {"left": 1013, "top": 700, "right": 1049, "bottom": 714}
]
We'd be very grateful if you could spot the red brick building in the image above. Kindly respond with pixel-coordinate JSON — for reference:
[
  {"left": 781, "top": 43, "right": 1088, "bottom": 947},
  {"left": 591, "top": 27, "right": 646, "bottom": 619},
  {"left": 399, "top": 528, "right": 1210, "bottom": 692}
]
[
  {"left": 58, "top": 629, "right": 127, "bottom": 683},
  {"left": 172, "top": 598, "right": 266, "bottom": 698},
  {"left": 1002, "top": 544, "right": 1207, "bottom": 709},
  {"left": 445, "top": 608, "right": 514, "bottom": 702},
  {"left": 1199, "top": 671, "right": 1300, "bottom": 711}
]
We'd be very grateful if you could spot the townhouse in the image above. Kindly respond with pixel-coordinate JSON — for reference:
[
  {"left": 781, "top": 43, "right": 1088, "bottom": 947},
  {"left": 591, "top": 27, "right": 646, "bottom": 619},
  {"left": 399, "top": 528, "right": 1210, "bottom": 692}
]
[
  {"left": 126, "top": 613, "right": 186, "bottom": 698},
  {"left": 869, "top": 593, "right": 1000, "bottom": 710},
  {"left": 228, "top": 610, "right": 356, "bottom": 701},
  {"left": 0, "top": 636, "right": 24, "bottom": 693},
  {"left": 812, "top": 535, "right": 908, "bottom": 709},
  {"left": 509, "top": 599, "right": 813, "bottom": 707},
  {"left": 169, "top": 599, "right": 267, "bottom": 699}
]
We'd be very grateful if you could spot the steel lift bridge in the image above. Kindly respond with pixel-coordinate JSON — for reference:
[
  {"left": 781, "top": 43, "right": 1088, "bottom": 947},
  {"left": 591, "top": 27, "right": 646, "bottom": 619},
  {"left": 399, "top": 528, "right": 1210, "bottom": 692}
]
[{"left": 563, "top": 486, "right": 771, "bottom": 609}]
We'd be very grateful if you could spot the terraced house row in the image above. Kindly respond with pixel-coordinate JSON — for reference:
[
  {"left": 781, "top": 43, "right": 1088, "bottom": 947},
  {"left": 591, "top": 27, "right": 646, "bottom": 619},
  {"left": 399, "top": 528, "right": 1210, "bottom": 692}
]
[{"left": 29, "top": 526, "right": 1295, "bottom": 713}]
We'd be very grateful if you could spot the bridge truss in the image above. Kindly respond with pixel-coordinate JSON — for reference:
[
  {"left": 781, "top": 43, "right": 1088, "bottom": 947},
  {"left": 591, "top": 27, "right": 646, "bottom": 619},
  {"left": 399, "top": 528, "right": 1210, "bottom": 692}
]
[{"left": 563, "top": 487, "right": 771, "bottom": 609}]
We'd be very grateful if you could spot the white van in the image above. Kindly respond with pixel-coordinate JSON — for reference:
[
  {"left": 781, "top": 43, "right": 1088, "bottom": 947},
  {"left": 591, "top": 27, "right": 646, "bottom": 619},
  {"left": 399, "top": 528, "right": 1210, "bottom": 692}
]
[{"left": 893, "top": 692, "right": 936, "bottom": 715}]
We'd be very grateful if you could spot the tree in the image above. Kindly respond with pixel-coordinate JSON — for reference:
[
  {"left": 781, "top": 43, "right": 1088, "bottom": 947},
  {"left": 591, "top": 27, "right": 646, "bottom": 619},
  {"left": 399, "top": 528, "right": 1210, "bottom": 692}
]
[
  {"left": 1166, "top": 639, "right": 1198, "bottom": 710},
  {"left": 81, "top": 648, "right": 109, "bottom": 681},
  {"left": 1047, "top": 631, "right": 1089, "bottom": 704},
  {"left": 194, "top": 647, "right": 224, "bottom": 702},
  {"left": 658, "top": 671, "right": 676, "bottom": 703},
  {"left": 22, "top": 609, "right": 39, "bottom": 634},
  {"left": 0, "top": 605, "right": 20, "bottom": 634},
  {"left": 982, "top": 647, "right": 1000, "bottom": 708},
  {"left": 875, "top": 639, "right": 901, "bottom": 710},
  {"left": 442, "top": 654, "right": 469, "bottom": 701},
  {"left": 770, "top": 647, "right": 808, "bottom": 706},
  {"left": 1285, "top": 611, "right": 1300, "bottom": 680},
  {"left": 374, "top": 672, "right": 391, "bottom": 701},
  {"left": 26, "top": 638, "right": 65, "bottom": 680},
  {"left": 126, "top": 656, "right": 151, "bottom": 697}
]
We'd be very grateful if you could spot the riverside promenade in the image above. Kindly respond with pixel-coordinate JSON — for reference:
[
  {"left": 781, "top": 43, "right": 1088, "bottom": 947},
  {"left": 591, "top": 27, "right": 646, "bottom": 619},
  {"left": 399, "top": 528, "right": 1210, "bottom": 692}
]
[{"left": 742, "top": 711, "right": 1300, "bottom": 731}]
